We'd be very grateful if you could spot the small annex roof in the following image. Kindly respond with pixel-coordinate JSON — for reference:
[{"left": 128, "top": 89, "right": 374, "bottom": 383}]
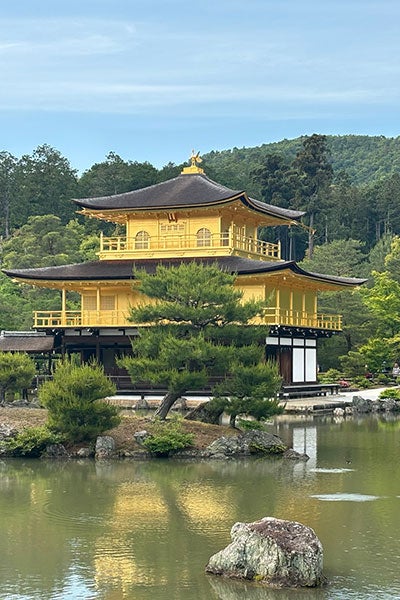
[
  {"left": 73, "top": 173, "right": 304, "bottom": 222},
  {"left": 0, "top": 331, "right": 54, "bottom": 353},
  {"left": 2, "top": 257, "right": 367, "bottom": 289}
]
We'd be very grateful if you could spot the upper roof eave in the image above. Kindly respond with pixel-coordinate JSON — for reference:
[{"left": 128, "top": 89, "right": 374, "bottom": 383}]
[{"left": 73, "top": 173, "right": 304, "bottom": 222}]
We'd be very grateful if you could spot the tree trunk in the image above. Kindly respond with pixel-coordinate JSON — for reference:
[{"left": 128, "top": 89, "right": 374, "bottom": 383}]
[
  {"left": 154, "top": 391, "right": 182, "bottom": 420},
  {"left": 308, "top": 211, "right": 315, "bottom": 259}
]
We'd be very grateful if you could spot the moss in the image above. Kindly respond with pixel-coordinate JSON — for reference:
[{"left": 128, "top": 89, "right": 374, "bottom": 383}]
[{"left": 248, "top": 442, "right": 286, "bottom": 455}]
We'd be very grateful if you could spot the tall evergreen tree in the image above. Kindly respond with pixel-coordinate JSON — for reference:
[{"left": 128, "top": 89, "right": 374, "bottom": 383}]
[
  {"left": 12, "top": 145, "right": 78, "bottom": 227},
  {"left": 293, "top": 134, "right": 334, "bottom": 257},
  {"left": 0, "top": 151, "right": 17, "bottom": 239},
  {"left": 120, "top": 263, "right": 281, "bottom": 420}
]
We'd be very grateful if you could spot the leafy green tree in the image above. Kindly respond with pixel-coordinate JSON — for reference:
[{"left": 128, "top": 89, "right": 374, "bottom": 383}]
[
  {"left": 0, "top": 273, "right": 34, "bottom": 330},
  {"left": 39, "top": 360, "right": 119, "bottom": 442},
  {"left": 1, "top": 215, "right": 85, "bottom": 269},
  {"left": 78, "top": 152, "right": 159, "bottom": 197},
  {"left": 300, "top": 240, "right": 370, "bottom": 365},
  {"left": 0, "top": 216, "right": 86, "bottom": 328},
  {"left": 339, "top": 336, "right": 400, "bottom": 378},
  {"left": 157, "top": 161, "right": 183, "bottom": 182},
  {"left": 0, "top": 151, "right": 17, "bottom": 238},
  {"left": 362, "top": 271, "right": 400, "bottom": 337},
  {"left": 300, "top": 239, "right": 367, "bottom": 278},
  {"left": 12, "top": 144, "right": 78, "bottom": 227},
  {"left": 383, "top": 236, "right": 400, "bottom": 282},
  {"left": 120, "top": 262, "right": 282, "bottom": 420},
  {"left": 0, "top": 352, "right": 36, "bottom": 402},
  {"left": 368, "top": 234, "right": 394, "bottom": 273}
]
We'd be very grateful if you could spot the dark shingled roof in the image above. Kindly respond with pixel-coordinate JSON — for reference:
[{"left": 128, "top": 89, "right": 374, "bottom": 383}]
[
  {"left": 2, "top": 257, "right": 367, "bottom": 288},
  {"left": 0, "top": 333, "right": 54, "bottom": 352},
  {"left": 73, "top": 173, "right": 304, "bottom": 221}
]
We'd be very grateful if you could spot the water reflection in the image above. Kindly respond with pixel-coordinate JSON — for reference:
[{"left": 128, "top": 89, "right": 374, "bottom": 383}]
[
  {"left": 1, "top": 414, "right": 400, "bottom": 599},
  {"left": 208, "top": 575, "right": 328, "bottom": 600}
]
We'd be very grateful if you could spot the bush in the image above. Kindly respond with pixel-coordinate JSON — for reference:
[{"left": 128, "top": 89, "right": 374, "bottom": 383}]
[
  {"left": 142, "top": 420, "right": 194, "bottom": 457},
  {"left": 379, "top": 388, "right": 400, "bottom": 400},
  {"left": 4, "top": 426, "right": 63, "bottom": 457},
  {"left": 0, "top": 352, "right": 36, "bottom": 402},
  {"left": 375, "top": 373, "right": 391, "bottom": 385},
  {"left": 237, "top": 418, "right": 265, "bottom": 431},
  {"left": 39, "top": 360, "right": 120, "bottom": 442},
  {"left": 351, "top": 376, "right": 373, "bottom": 389},
  {"left": 318, "top": 368, "right": 342, "bottom": 383}
]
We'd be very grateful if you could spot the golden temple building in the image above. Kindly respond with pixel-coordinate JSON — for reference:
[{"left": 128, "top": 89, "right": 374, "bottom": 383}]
[{"left": 3, "top": 154, "right": 365, "bottom": 386}]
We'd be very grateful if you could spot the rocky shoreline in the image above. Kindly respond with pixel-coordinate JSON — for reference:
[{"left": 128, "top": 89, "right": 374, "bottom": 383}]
[
  {"left": 0, "top": 392, "right": 399, "bottom": 460},
  {"left": 0, "top": 405, "right": 308, "bottom": 461}
]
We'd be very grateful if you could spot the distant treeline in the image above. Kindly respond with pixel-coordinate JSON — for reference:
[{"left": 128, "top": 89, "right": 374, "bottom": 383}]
[{"left": 1, "top": 134, "right": 400, "bottom": 256}]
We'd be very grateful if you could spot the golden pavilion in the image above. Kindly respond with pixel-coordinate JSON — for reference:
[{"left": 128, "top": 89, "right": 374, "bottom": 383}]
[{"left": 3, "top": 154, "right": 365, "bottom": 386}]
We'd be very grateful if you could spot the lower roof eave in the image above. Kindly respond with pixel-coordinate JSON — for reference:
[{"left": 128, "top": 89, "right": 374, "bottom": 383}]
[{"left": 2, "top": 256, "right": 367, "bottom": 289}]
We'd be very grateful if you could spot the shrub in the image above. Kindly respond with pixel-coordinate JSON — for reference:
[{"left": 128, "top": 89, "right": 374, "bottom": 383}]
[
  {"left": 318, "top": 368, "right": 342, "bottom": 383},
  {"left": 351, "top": 376, "right": 373, "bottom": 389},
  {"left": 142, "top": 420, "right": 194, "bottom": 457},
  {"left": 39, "top": 360, "right": 120, "bottom": 442},
  {"left": 237, "top": 418, "right": 265, "bottom": 431},
  {"left": 0, "top": 352, "right": 36, "bottom": 402},
  {"left": 4, "top": 426, "right": 63, "bottom": 457},
  {"left": 379, "top": 388, "right": 400, "bottom": 400}
]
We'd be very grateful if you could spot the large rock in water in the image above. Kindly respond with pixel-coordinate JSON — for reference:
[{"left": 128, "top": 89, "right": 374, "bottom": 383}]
[
  {"left": 206, "top": 430, "right": 289, "bottom": 458},
  {"left": 205, "top": 517, "right": 326, "bottom": 588}
]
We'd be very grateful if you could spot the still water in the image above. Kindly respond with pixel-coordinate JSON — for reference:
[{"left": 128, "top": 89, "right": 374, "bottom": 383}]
[{"left": 0, "top": 414, "right": 400, "bottom": 600}]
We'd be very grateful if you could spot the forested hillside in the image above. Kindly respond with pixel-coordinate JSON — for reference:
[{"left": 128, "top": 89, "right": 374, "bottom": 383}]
[
  {"left": 1, "top": 134, "right": 400, "bottom": 376},
  {"left": 203, "top": 134, "right": 400, "bottom": 191}
]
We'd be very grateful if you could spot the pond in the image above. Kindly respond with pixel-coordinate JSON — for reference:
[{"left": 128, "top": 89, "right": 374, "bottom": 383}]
[{"left": 0, "top": 413, "right": 399, "bottom": 599}]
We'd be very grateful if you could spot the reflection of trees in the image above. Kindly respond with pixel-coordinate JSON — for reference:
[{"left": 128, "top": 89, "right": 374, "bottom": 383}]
[{"left": 0, "top": 459, "right": 112, "bottom": 599}]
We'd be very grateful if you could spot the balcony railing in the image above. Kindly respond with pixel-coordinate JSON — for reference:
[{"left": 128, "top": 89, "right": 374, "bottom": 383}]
[
  {"left": 33, "top": 310, "right": 130, "bottom": 329},
  {"left": 34, "top": 307, "right": 342, "bottom": 331},
  {"left": 262, "top": 308, "right": 342, "bottom": 331},
  {"left": 98, "top": 232, "right": 281, "bottom": 261}
]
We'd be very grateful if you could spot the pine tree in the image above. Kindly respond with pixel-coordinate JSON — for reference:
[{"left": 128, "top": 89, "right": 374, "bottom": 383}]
[{"left": 119, "top": 262, "right": 282, "bottom": 420}]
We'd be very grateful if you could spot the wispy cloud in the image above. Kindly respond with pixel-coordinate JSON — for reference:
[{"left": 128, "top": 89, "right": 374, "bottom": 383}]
[{"left": 0, "top": 8, "right": 398, "bottom": 120}]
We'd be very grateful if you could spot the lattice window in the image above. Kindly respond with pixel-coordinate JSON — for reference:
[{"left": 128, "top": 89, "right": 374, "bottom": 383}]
[
  {"left": 160, "top": 223, "right": 185, "bottom": 233},
  {"left": 135, "top": 230, "right": 150, "bottom": 249},
  {"left": 196, "top": 227, "right": 211, "bottom": 247},
  {"left": 82, "top": 295, "right": 96, "bottom": 311},
  {"left": 100, "top": 296, "right": 115, "bottom": 310}
]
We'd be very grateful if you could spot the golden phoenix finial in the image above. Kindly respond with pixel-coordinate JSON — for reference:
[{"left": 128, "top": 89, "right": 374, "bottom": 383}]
[
  {"left": 190, "top": 150, "right": 203, "bottom": 167},
  {"left": 181, "top": 149, "right": 204, "bottom": 174}
]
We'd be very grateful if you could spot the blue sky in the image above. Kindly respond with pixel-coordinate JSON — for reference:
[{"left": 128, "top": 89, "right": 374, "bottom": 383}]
[{"left": 1, "top": 0, "right": 399, "bottom": 173}]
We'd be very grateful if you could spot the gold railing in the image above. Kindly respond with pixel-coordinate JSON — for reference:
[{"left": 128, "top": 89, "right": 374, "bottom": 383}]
[
  {"left": 262, "top": 308, "right": 342, "bottom": 330},
  {"left": 33, "top": 310, "right": 130, "bottom": 328},
  {"left": 34, "top": 307, "right": 342, "bottom": 331},
  {"left": 99, "top": 232, "right": 281, "bottom": 260}
]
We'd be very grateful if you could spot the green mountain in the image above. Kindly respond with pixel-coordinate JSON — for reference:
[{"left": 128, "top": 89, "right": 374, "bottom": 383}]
[{"left": 202, "top": 135, "right": 400, "bottom": 194}]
